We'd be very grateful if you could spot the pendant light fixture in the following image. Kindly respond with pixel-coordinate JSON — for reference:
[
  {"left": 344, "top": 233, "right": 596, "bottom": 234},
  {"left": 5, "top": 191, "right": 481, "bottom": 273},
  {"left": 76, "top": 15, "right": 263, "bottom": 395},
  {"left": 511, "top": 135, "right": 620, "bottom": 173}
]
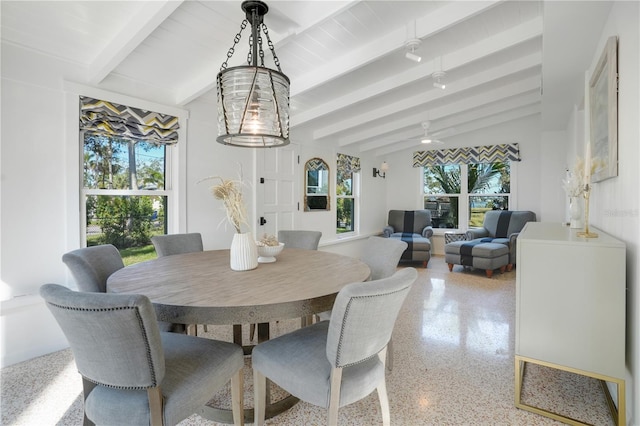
[{"left": 216, "top": 0, "right": 290, "bottom": 148}]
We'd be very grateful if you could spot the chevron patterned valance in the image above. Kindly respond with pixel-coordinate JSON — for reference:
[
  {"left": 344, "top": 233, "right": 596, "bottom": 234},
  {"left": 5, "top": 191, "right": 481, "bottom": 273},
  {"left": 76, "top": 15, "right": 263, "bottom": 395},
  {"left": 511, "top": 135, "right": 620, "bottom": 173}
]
[
  {"left": 337, "top": 153, "right": 361, "bottom": 174},
  {"left": 413, "top": 143, "right": 521, "bottom": 167},
  {"left": 80, "top": 96, "right": 180, "bottom": 144}
]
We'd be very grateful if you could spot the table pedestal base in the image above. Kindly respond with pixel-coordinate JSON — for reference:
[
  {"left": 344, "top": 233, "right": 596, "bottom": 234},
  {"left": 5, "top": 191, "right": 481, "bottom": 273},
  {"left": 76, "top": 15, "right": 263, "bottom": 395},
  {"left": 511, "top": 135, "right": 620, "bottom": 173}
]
[
  {"left": 199, "top": 323, "right": 299, "bottom": 424},
  {"left": 199, "top": 394, "right": 299, "bottom": 424}
]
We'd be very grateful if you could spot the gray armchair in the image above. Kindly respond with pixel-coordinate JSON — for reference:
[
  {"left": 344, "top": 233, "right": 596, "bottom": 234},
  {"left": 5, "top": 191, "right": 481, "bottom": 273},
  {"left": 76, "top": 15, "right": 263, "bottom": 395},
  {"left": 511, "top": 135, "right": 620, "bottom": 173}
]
[
  {"left": 465, "top": 210, "right": 536, "bottom": 270},
  {"left": 252, "top": 268, "right": 418, "bottom": 426},
  {"left": 383, "top": 210, "right": 433, "bottom": 267},
  {"left": 151, "top": 233, "right": 203, "bottom": 257},
  {"left": 62, "top": 245, "right": 185, "bottom": 334},
  {"left": 40, "top": 283, "right": 244, "bottom": 426}
]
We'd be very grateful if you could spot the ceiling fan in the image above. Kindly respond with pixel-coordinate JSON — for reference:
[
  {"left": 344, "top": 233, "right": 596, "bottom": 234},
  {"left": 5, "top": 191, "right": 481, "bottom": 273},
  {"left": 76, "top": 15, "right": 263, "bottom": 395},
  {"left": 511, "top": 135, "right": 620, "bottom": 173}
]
[{"left": 411, "top": 121, "right": 453, "bottom": 145}]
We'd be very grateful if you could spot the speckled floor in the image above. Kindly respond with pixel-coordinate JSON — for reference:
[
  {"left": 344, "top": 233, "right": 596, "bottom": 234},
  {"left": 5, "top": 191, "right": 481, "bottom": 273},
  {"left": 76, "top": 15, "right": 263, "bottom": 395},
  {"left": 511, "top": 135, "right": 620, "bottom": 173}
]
[{"left": 2, "top": 256, "right": 614, "bottom": 425}]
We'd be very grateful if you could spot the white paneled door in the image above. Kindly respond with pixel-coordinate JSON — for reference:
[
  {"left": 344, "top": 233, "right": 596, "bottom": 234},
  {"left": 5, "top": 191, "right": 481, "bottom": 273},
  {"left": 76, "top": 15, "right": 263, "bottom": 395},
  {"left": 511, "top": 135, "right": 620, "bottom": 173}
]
[{"left": 255, "top": 144, "right": 299, "bottom": 239}]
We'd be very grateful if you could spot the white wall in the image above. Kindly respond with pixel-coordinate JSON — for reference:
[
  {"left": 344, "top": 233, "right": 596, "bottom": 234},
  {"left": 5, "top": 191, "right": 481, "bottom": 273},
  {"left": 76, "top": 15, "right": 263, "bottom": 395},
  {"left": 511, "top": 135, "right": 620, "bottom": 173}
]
[
  {"left": 561, "top": 2, "right": 639, "bottom": 422},
  {"left": 539, "top": 130, "right": 568, "bottom": 223},
  {"left": 593, "top": 4, "right": 639, "bottom": 422},
  {"left": 1, "top": 45, "right": 83, "bottom": 365},
  {"left": 183, "top": 97, "right": 255, "bottom": 250}
]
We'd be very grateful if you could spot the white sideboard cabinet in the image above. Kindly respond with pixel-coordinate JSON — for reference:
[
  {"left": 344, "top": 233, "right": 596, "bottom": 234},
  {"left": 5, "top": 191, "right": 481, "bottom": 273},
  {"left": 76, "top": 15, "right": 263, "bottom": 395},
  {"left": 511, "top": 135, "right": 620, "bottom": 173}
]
[{"left": 514, "top": 222, "right": 626, "bottom": 425}]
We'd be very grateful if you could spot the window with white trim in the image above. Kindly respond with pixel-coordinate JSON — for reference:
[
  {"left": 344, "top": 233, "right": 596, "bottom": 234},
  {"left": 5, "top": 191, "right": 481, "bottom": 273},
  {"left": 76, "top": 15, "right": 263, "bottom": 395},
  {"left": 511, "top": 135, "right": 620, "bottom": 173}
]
[
  {"left": 336, "top": 153, "right": 360, "bottom": 234},
  {"left": 416, "top": 144, "right": 519, "bottom": 231},
  {"left": 423, "top": 163, "right": 511, "bottom": 230},
  {"left": 79, "top": 97, "right": 178, "bottom": 257}
]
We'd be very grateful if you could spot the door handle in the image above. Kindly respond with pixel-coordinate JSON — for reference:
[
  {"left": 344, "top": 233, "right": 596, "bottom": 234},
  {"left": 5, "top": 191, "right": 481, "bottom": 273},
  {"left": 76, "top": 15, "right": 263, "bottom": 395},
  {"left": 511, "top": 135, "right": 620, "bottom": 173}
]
[{"left": 260, "top": 217, "right": 267, "bottom": 226}]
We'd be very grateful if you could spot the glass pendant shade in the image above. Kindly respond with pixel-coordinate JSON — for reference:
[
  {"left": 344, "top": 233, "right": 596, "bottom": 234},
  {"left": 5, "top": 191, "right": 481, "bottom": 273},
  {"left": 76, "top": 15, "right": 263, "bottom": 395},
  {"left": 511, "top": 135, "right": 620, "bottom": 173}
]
[{"left": 217, "top": 65, "right": 290, "bottom": 147}]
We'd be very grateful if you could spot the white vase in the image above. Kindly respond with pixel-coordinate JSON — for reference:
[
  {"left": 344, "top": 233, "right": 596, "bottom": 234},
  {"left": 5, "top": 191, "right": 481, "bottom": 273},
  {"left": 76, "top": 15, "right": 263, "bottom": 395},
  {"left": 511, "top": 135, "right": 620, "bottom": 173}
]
[
  {"left": 230, "top": 232, "right": 258, "bottom": 271},
  {"left": 569, "top": 197, "right": 582, "bottom": 229}
]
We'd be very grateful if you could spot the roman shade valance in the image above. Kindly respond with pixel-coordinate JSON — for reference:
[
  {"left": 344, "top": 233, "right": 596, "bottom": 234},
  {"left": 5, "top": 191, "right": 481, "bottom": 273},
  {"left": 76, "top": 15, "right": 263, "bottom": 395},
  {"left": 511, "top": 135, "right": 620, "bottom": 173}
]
[
  {"left": 79, "top": 96, "right": 180, "bottom": 144},
  {"left": 337, "top": 153, "right": 361, "bottom": 179},
  {"left": 413, "top": 143, "right": 521, "bottom": 167}
]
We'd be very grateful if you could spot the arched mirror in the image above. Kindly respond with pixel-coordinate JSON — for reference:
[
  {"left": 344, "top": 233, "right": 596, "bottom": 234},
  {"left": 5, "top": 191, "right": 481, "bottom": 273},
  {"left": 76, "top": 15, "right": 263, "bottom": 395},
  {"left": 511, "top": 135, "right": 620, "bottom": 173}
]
[{"left": 304, "top": 158, "right": 330, "bottom": 211}]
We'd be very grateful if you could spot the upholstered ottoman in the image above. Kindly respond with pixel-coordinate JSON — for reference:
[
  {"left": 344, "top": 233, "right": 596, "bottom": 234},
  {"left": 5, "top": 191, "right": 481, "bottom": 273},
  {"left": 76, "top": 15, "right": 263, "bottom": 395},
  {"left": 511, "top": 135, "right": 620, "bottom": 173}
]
[{"left": 445, "top": 239, "right": 509, "bottom": 278}]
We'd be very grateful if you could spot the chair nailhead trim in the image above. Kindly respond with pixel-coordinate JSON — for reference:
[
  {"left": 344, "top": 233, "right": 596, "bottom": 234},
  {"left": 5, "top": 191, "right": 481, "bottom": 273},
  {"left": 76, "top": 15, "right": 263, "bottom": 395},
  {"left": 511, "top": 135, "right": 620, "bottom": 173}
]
[
  {"left": 334, "top": 286, "right": 409, "bottom": 368},
  {"left": 47, "top": 302, "right": 159, "bottom": 390}
]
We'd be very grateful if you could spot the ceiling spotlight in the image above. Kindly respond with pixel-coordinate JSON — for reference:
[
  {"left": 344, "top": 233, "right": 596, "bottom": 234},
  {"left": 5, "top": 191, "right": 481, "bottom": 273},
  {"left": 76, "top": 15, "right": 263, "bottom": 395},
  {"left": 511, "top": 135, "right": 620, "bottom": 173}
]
[
  {"left": 432, "top": 71, "right": 446, "bottom": 89},
  {"left": 405, "top": 39, "right": 422, "bottom": 63}
]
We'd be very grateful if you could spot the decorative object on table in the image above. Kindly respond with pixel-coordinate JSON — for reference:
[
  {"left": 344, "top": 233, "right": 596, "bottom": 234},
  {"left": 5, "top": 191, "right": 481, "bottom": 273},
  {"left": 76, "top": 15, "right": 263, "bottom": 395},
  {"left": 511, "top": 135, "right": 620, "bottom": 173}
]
[
  {"left": 588, "top": 36, "right": 618, "bottom": 183},
  {"left": 256, "top": 234, "right": 284, "bottom": 263},
  {"left": 444, "top": 231, "right": 467, "bottom": 245},
  {"left": 578, "top": 144, "right": 597, "bottom": 238},
  {"left": 216, "top": 0, "right": 290, "bottom": 148},
  {"left": 577, "top": 145, "right": 605, "bottom": 239},
  {"left": 562, "top": 158, "right": 585, "bottom": 229},
  {"left": 202, "top": 169, "right": 257, "bottom": 271}
]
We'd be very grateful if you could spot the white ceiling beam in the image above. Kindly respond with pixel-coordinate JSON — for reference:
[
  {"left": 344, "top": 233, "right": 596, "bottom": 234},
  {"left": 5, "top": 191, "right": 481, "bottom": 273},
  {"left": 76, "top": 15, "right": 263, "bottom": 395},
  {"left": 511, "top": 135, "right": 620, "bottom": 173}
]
[
  {"left": 346, "top": 75, "right": 539, "bottom": 147},
  {"left": 88, "top": 0, "right": 183, "bottom": 85},
  {"left": 290, "top": 1, "right": 501, "bottom": 98},
  {"left": 335, "top": 54, "right": 541, "bottom": 145},
  {"left": 296, "top": 16, "right": 542, "bottom": 130},
  {"left": 358, "top": 91, "right": 540, "bottom": 152},
  {"left": 374, "top": 104, "right": 541, "bottom": 156}
]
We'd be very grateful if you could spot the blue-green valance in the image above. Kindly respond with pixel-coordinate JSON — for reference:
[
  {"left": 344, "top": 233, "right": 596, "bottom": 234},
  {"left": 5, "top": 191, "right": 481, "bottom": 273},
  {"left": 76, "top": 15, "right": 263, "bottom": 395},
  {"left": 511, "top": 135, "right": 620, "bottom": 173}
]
[
  {"left": 80, "top": 96, "right": 180, "bottom": 144},
  {"left": 413, "top": 143, "right": 520, "bottom": 167}
]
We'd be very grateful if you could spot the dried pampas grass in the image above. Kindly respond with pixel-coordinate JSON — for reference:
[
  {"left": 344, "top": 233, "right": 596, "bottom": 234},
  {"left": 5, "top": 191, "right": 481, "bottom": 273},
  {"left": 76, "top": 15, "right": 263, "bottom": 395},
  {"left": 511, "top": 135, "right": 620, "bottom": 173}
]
[{"left": 200, "top": 167, "right": 248, "bottom": 233}]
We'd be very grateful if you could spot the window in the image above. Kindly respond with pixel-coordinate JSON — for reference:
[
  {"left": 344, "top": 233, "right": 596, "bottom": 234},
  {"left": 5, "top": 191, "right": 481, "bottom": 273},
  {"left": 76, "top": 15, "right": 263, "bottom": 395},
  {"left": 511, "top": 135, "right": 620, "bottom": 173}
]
[
  {"left": 423, "top": 162, "right": 511, "bottom": 230},
  {"left": 82, "top": 133, "right": 171, "bottom": 250},
  {"left": 416, "top": 143, "right": 519, "bottom": 231},
  {"left": 79, "top": 96, "right": 180, "bottom": 261},
  {"left": 468, "top": 163, "right": 510, "bottom": 227},
  {"left": 423, "top": 164, "right": 460, "bottom": 229},
  {"left": 336, "top": 154, "right": 360, "bottom": 234}
]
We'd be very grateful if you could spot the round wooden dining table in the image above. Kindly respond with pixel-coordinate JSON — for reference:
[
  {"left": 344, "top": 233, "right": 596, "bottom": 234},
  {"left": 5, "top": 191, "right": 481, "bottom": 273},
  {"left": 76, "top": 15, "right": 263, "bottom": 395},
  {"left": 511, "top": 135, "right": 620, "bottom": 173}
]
[{"left": 107, "top": 247, "right": 370, "bottom": 423}]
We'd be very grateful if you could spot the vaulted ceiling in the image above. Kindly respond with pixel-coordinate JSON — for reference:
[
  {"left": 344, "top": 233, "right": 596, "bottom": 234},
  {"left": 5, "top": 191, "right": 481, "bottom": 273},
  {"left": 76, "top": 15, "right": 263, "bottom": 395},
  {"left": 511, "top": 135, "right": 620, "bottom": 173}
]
[{"left": 1, "top": 1, "right": 612, "bottom": 156}]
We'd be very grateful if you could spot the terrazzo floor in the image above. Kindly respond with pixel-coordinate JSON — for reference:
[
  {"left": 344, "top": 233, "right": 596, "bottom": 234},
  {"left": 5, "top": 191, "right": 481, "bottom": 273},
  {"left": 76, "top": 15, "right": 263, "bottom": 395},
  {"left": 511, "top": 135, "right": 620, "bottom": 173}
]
[{"left": 2, "top": 256, "right": 614, "bottom": 425}]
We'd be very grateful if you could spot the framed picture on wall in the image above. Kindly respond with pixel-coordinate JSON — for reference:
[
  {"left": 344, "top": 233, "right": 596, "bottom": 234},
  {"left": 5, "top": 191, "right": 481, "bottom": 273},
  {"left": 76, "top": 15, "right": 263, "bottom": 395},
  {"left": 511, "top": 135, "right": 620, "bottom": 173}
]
[{"left": 589, "top": 35, "right": 618, "bottom": 182}]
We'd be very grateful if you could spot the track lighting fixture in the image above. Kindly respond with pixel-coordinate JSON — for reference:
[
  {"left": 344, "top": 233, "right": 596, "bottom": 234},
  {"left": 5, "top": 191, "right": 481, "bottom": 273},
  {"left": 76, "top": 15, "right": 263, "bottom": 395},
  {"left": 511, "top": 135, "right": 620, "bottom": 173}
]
[
  {"left": 432, "top": 71, "right": 446, "bottom": 89},
  {"left": 405, "top": 39, "right": 422, "bottom": 63}
]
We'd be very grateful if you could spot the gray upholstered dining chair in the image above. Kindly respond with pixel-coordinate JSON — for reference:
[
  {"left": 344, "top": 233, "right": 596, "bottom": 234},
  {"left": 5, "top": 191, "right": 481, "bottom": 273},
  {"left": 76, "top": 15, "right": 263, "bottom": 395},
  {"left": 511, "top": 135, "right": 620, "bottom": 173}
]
[
  {"left": 361, "top": 236, "right": 408, "bottom": 371},
  {"left": 62, "top": 244, "right": 124, "bottom": 293},
  {"left": 250, "top": 230, "right": 323, "bottom": 341},
  {"left": 40, "top": 283, "right": 245, "bottom": 426},
  {"left": 361, "top": 236, "right": 408, "bottom": 281},
  {"left": 62, "top": 245, "right": 185, "bottom": 334},
  {"left": 151, "top": 233, "right": 204, "bottom": 257},
  {"left": 277, "top": 230, "right": 322, "bottom": 250},
  {"left": 252, "top": 267, "right": 418, "bottom": 426},
  {"left": 316, "top": 236, "right": 408, "bottom": 370},
  {"left": 150, "top": 233, "right": 207, "bottom": 333}
]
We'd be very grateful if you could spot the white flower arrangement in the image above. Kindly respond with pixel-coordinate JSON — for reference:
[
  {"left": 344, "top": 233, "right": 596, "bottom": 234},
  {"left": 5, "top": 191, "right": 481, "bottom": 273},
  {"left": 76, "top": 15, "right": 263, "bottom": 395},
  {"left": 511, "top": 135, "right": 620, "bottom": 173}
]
[
  {"left": 563, "top": 158, "right": 586, "bottom": 197},
  {"left": 563, "top": 155, "right": 605, "bottom": 197}
]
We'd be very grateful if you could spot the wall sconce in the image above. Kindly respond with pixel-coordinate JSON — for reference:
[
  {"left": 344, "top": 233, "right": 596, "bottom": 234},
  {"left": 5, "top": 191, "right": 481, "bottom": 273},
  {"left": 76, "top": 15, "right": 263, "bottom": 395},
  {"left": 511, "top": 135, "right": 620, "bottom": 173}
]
[{"left": 373, "top": 161, "right": 389, "bottom": 179}]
